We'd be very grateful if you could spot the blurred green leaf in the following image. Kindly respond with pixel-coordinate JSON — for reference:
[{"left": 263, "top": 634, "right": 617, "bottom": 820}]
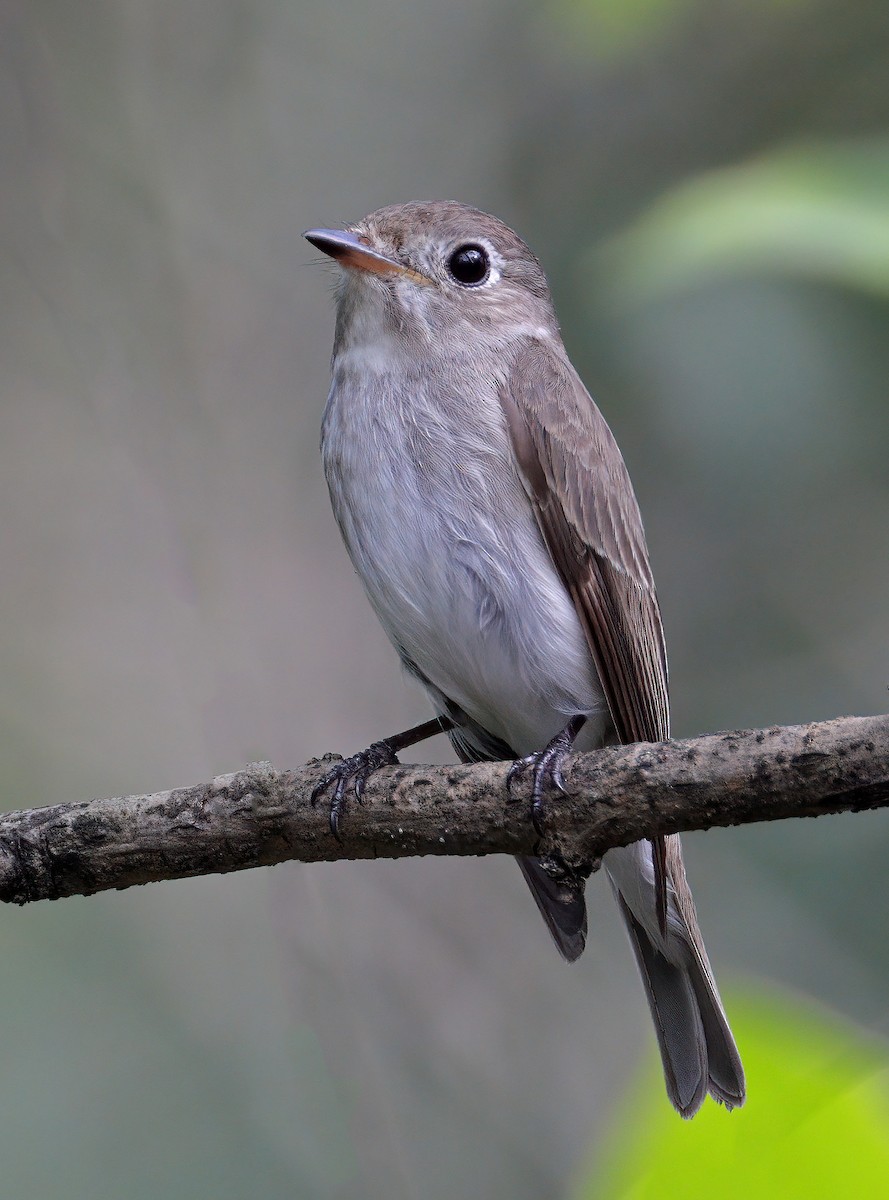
[
  {"left": 542, "top": 0, "right": 810, "bottom": 59},
  {"left": 600, "top": 143, "right": 889, "bottom": 302},
  {"left": 574, "top": 992, "right": 889, "bottom": 1200},
  {"left": 543, "top": 0, "right": 696, "bottom": 56}
]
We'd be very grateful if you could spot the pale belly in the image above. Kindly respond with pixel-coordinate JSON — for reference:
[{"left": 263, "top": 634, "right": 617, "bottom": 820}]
[{"left": 322, "top": 373, "right": 608, "bottom": 756}]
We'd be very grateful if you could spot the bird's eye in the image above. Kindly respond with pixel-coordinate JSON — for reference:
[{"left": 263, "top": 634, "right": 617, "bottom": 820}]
[{"left": 446, "top": 244, "right": 490, "bottom": 287}]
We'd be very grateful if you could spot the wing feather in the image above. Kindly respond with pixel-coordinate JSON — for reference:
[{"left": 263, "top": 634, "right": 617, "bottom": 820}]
[{"left": 499, "top": 338, "right": 670, "bottom": 929}]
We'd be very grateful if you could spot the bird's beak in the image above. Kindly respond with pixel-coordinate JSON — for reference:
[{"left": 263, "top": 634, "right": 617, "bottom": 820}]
[{"left": 304, "top": 228, "right": 431, "bottom": 285}]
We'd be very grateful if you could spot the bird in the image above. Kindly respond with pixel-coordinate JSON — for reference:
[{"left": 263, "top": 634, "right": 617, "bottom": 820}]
[{"left": 304, "top": 201, "right": 745, "bottom": 1117}]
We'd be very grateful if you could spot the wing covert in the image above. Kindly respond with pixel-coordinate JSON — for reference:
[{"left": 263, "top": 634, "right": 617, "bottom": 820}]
[{"left": 498, "top": 339, "right": 669, "bottom": 748}]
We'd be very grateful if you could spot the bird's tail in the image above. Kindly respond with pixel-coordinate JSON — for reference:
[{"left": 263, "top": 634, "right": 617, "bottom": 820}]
[
  {"left": 517, "top": 856, "right": 587, "bottom": 963},
  {"left": 605, "top": 837, "right": 746, "bottom": 1118}
]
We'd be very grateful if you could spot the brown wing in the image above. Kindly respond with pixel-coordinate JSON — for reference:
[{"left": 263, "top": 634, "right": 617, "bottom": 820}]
[{"left": 499, "top": 338, "right": 670, "bottom": 929}]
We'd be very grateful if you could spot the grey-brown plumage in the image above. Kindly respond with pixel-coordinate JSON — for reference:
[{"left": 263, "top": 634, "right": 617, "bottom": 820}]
[{"left": 305, "top": 201, "right": 745, "bottom": 1117}]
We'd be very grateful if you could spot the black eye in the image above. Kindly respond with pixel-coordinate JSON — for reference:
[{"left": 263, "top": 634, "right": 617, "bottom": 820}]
[{"left": 447, "top": 244, "right": 490, "bottom": 286}]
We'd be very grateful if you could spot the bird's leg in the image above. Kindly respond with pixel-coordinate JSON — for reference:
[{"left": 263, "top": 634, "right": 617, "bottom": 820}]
[
  {"left": 506, "top": 714, "right": 587, "bottom": 837},
  {"left": 312, "top": 715, "right": 453, "bottom": 839}
]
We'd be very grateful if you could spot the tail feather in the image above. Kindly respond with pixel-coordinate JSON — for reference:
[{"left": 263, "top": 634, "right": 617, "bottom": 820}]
[
  {"left": 687, "top": 961, "right": 746, "bottom": 1109},
  {"left": 607, "top": 839, "right": 746, "bottom": 1117},
  {"left": 517, "top": 857, "right": 587, "bottom": 963},
  {"left": 615, "top": 889, "right": 710, "bottom": 1116}
]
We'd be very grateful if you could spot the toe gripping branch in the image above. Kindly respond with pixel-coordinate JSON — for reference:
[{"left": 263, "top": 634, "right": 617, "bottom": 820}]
[
  {"left": 506, "top": 714, "right": 587, "bottom": 838},
  {"left": 311, "top": 716, "right": 453, "bottom": 839}
]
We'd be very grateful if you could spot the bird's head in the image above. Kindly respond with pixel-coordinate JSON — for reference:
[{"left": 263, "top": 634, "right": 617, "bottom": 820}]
[{"left": 305, "top": 201, "right": 559, "bottom": 361}]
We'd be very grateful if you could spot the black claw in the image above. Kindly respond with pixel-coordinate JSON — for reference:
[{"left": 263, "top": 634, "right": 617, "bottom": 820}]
[
  {"left": 329, "top": 801, "right": 342, "bottom": 841},
  {"left": 311, "top": 739, "right": 401, "bottom": 838},
  {"left": 550, "top": 761, "right": 569, "bottom": 795},
  {"left": 506, "top": 755, "right": 534, "bottom": 800}
]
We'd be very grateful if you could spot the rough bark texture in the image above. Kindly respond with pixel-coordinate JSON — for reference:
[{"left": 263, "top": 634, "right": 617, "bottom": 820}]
[{"left": 0, "top": 713, "right": 886, "bottom": 905}]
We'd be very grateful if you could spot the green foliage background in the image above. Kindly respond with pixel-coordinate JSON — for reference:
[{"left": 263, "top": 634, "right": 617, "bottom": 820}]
[{"left": 581, "top": 994, "right": 889, "bottom": 1198}]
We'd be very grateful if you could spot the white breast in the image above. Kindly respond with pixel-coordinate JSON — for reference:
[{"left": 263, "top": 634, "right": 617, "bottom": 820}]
[{"left": 321, "top": 358, "right": 608, "bottom": 755}]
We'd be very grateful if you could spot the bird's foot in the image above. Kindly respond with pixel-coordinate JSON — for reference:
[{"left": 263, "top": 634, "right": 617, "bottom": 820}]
[
  {"left": 311, "top": 739, "right": 400, "bottom": 839},
  {"left": 506, "top": 715, "right": 587, "bottom": 836},
  {"left": 311, "top": 716, "right": 454, "bottom": 839}
]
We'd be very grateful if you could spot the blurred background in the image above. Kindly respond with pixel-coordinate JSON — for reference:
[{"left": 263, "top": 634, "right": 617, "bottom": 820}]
[{"left": 2, "top": 1, "right": 889, "bottom": 1196}]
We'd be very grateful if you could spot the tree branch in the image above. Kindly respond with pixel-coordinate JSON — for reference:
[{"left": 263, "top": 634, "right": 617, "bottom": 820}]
[{"left": 0, "top": 714, "right": 886, "bottom": 905}]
